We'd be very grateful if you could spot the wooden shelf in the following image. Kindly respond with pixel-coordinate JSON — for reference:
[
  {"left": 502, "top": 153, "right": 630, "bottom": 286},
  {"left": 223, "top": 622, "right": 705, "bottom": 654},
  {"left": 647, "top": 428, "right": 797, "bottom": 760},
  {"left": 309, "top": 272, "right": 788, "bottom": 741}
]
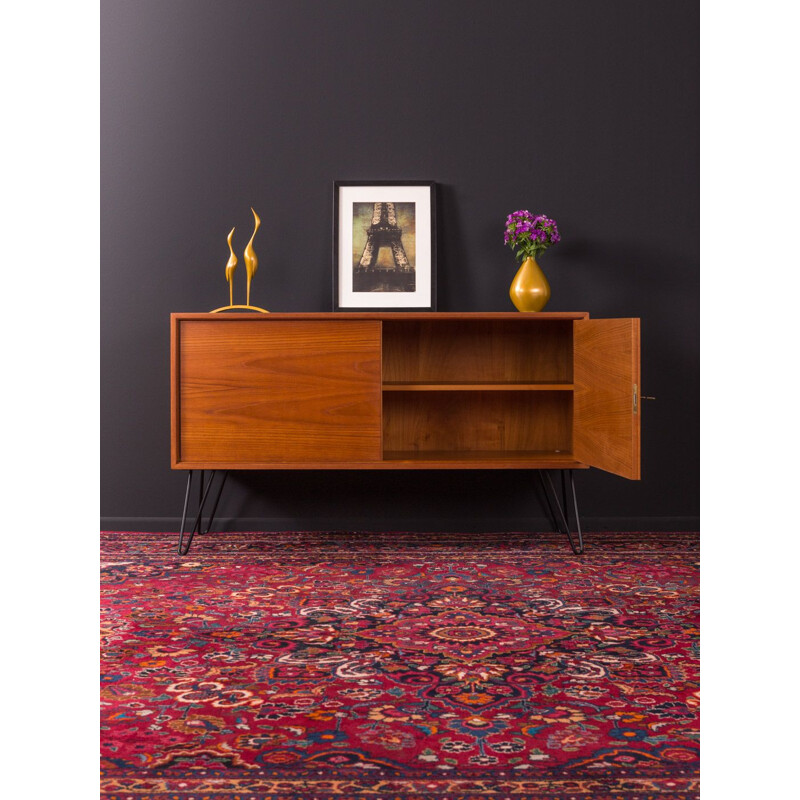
[
  {"left": 383, "top": 390, "right": 572, "bottom": 455},
  {"left": 382, "top": 381, "right": 574, "bottom": 391},
  {"left": 381, "top": 450, "right": 587, "bottom": 469}
]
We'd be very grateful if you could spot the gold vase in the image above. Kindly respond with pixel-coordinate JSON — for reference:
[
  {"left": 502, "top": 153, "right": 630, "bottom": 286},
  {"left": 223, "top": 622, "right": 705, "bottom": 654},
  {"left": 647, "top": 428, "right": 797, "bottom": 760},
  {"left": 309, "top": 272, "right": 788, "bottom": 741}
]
[{"left": 509, "top": 256, "right": 551, "bottom": 312}]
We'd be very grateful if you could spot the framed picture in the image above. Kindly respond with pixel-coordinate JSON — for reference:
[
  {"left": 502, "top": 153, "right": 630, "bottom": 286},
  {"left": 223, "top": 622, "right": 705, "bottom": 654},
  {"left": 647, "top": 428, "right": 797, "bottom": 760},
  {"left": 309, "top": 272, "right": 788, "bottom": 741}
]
[{"left": 333, "top": 181, "right": 436, "bottom": 311}]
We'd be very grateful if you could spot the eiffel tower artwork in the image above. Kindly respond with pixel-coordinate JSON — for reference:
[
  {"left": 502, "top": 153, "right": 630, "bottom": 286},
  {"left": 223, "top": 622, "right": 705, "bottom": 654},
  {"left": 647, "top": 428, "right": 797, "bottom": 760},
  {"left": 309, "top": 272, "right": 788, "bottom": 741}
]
[{"left": 353, "top": 202, "right": 416, "bottom": 292}]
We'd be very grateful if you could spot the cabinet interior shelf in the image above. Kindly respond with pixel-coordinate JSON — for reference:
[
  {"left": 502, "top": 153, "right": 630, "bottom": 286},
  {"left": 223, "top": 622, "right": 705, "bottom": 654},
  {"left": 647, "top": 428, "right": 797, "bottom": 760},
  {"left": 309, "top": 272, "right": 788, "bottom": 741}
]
[
  {"left": 382, "top": 450, "right": 585, "bottom": 468},
  {"left": 382, "top": 381, "right": 575, "bottom": 391}
]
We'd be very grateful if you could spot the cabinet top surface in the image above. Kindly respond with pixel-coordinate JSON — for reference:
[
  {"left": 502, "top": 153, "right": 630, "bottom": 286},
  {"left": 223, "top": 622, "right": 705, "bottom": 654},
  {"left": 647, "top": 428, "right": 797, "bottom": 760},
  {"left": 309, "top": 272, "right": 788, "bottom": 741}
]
[{"left": 172, "top": 311, "right": 591, "bottom": 321}]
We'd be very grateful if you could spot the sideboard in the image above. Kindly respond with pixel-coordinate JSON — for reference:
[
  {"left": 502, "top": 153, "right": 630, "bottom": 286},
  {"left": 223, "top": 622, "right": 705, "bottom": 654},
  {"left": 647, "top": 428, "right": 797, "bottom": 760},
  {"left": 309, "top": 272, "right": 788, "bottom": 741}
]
[{"left": 171, "top": 312, "right": 640, "bottom": 554}]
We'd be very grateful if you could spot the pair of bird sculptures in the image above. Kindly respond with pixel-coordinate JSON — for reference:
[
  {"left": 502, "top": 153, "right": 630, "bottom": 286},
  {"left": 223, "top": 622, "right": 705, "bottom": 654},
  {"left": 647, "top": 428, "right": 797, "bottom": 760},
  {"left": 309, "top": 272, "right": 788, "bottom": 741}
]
[{"left": 211, "top": 208, "right": 268, "bottom": 313}]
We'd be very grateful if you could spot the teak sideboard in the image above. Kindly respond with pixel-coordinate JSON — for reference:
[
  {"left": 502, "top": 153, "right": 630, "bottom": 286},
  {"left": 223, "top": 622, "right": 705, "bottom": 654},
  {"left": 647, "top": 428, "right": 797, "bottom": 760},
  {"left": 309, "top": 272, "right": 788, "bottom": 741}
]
[{"left": 170, "top": 312, "right": 641, "bottom": 554}]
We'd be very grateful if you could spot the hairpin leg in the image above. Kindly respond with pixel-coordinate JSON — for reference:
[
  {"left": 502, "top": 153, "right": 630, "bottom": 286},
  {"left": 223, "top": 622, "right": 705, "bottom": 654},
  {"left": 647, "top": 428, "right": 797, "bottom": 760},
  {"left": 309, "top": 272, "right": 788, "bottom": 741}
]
[
  {"left": 538, "top": 469, "right": 584, "bottom": 555},
  {"left": 177, "top": 470, "right": 194, "bottom": 555},
  {"left": 200, "top": 470, "right": 228, "bottom": 535},
  {"left": 539, "top": 470, "right": 562, "bottom": 533},
  {"left": 177, "top": 470, "right": 228, "bottom": 555}
]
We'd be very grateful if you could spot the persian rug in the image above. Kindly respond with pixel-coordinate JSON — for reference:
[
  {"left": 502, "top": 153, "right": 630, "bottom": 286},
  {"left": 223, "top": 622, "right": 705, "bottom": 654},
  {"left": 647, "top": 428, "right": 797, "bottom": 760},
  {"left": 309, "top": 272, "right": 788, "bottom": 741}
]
[{"left": 100, "top": 531, "right": 699, "bottom": 799}]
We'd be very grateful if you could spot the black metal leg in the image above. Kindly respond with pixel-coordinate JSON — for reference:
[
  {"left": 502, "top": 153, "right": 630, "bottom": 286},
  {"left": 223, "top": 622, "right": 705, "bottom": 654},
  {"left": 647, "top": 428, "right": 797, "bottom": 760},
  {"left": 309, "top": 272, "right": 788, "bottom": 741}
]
[
  {"left": 180, "top": 471, "right": 215, "bottom": 555},
  {"left": 539, "top": 471, "right": 562, "bottom": 533},
  {"left": 567, "top": 471, "right": 583, "bottom": 554},
  {"left": 200, "top": 470, "right": 228, "bottom": 535},
  {"left": 177, "top": 469, "right": 229, "bottom": 555},
  {"left": 196, "top": 470, "right": 208, "bottom": 534},
  {"left": 539, "top": 469, "right": 584, "bottom": 555},
  {"left": 177, "top": 471, "right": 194, "bottom": 555}
]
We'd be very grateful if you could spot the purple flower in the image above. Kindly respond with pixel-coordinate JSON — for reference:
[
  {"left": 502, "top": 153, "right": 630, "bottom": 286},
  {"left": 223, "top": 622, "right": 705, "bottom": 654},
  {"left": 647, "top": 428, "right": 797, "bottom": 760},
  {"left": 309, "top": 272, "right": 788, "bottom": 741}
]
[{"left": 504, "top": 210, "right": 560, "bottom": 261}]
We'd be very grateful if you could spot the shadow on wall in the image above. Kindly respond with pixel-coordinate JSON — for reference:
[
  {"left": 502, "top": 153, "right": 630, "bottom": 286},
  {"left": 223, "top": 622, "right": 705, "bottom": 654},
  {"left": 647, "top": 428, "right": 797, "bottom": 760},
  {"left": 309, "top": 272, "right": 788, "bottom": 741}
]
[
  {"left": 214, "top": 468, "right": 560, "bottom": 532},
  {"left": 433, "top": 184, "right": 472, "bottom": 311}
]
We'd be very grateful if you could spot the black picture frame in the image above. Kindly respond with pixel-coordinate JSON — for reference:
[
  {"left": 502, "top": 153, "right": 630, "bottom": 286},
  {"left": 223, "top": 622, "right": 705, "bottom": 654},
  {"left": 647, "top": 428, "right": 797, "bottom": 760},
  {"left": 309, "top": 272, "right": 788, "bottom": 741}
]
[{"left": 333, "top": 180, "right": 437, "bottom": 311}]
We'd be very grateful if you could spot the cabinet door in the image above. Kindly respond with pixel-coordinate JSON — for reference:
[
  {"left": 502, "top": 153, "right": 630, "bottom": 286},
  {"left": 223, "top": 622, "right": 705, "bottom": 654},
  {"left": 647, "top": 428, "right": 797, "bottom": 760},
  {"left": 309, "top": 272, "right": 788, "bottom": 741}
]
[
  {"left": 573, "top": 318, "right": 640, "bottom": 479},
  {"left": 173, "top": 320, "right": 382, "bottom": 467}
]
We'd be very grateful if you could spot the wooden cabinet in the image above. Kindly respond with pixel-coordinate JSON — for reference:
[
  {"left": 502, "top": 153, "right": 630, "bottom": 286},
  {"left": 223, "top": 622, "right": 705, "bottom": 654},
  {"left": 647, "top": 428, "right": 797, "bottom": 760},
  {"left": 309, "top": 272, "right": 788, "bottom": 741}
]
[{"left": 171, "top": 312, "right": 640, "bottom": 479}]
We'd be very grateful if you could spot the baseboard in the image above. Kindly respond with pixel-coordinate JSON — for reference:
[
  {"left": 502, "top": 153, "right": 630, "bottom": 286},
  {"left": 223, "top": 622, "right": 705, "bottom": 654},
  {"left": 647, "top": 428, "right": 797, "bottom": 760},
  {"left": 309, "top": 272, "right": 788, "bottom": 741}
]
[{"left": 101, "top": 516, "right": 700, "bottom": 533}]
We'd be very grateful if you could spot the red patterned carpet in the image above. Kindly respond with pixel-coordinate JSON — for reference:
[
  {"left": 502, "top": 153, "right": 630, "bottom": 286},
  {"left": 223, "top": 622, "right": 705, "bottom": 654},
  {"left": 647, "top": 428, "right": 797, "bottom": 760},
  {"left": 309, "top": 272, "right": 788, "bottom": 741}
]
[{"left": 100, "top": 531, "right": 699, "bottom": 799}]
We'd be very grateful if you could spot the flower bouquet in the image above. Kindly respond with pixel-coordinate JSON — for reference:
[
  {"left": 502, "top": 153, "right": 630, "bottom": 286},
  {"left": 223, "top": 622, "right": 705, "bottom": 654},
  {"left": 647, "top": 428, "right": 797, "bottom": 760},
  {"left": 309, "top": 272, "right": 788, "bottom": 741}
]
[{"left": 504, "top": 210, "right": 560, "bottom": 262}]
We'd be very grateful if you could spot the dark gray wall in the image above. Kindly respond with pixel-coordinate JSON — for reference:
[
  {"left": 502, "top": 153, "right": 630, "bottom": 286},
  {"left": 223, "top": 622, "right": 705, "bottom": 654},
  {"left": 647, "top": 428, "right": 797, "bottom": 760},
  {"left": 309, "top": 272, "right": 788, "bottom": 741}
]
[{"left": 101, "top": 0, "right": 698, "bottom": 531}]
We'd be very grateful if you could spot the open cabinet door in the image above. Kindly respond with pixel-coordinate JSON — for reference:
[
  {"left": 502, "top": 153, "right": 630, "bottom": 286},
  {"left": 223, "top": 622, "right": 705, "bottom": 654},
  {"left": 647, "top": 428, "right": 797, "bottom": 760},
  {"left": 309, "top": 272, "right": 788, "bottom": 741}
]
[{"left": 574, "top": 318, "right": 640, "bottom": 479}]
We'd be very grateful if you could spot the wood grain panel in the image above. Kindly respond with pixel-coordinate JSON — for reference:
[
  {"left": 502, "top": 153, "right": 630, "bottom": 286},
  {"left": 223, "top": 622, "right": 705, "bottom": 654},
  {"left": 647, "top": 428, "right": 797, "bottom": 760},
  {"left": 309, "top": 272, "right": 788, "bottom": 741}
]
[
  {"left": 174, "top": 320, "right": 381, "bottom": 466},
  {"left": 382, "top": 320, "right": 573, "bottom": 383},
  {"left": 573, "top": 318, "right": 640, "bottom": 479},
  {"left": 383, "top": 391, "right": 572, "bottom": 454}
]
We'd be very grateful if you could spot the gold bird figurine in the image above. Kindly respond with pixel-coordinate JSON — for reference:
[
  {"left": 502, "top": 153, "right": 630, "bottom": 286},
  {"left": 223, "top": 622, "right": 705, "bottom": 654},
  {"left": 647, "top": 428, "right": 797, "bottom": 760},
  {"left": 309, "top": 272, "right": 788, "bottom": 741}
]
[
  {"left": 224, "top": 227, "right": 237, "bottom": 307},
  {"left": 244, "top": 207, "right": 261, "bottom": 307}
]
